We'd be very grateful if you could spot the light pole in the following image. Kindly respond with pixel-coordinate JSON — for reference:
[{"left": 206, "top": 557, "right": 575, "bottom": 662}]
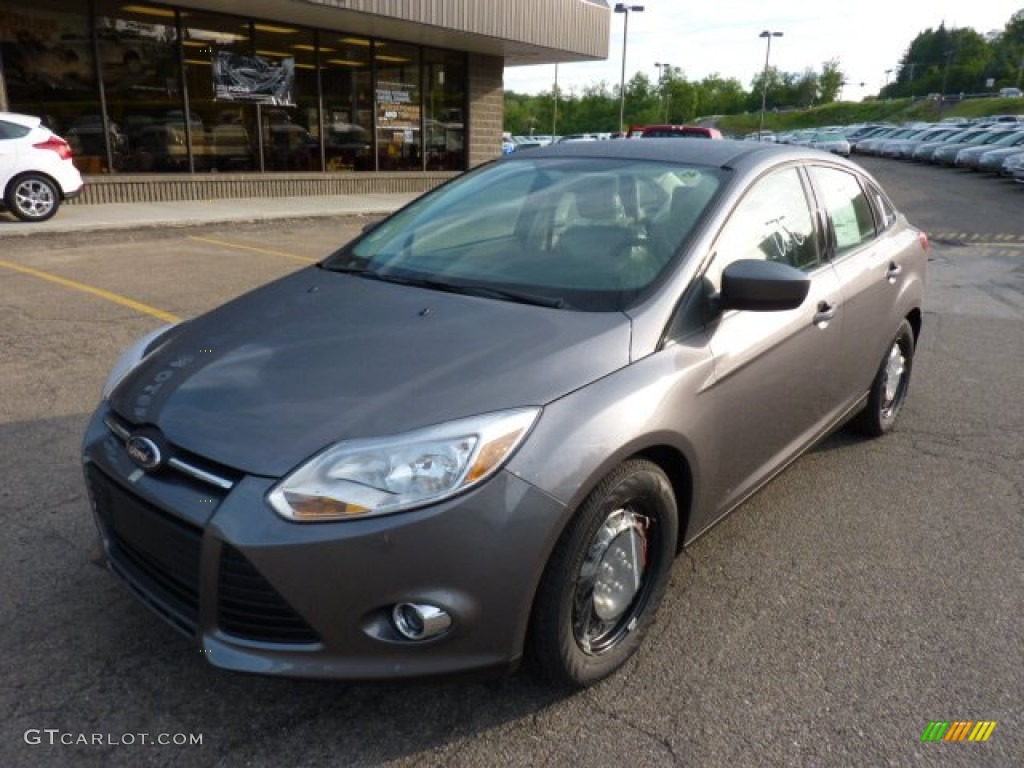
[
  {"left": 655, "top": 61, "right": 671, "bottom": 121},
  {"left": 939, "top": 49, "right": 954, "bottom": 112},
  {"left": 884, "top": 68, "right": 893, "bottom": 86},
  {"left": 758, "top": 30, "right": 783, "bottom": 141},
  {"left": 552, "top": 62, "right": 559, "bottom": 138},
  {"left": 615, "top": 4, "right": 644, "bottom": 133}
]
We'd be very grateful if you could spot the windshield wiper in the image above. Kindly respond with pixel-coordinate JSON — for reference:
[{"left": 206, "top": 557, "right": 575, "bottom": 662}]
[
  {"left": 321, "top": 266, "right": 567, "bottom": 308},
  {"left": 397, "top": 277, "right": 568, "bottom": 308}
]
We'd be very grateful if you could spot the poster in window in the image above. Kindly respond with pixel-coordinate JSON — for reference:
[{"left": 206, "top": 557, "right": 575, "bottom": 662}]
[{"left": 212, "top": 51, "right": 294, "bottom": 105}]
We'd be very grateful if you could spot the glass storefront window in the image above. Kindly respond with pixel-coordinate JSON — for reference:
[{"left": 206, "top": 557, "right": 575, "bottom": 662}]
[
  {"left": 0, "top": 1, "right": 470, "bottom": 176},
  {"left": 375, "top": 41, "right": 421, "bottom": 171},
  {"left": 0, "top": 0, "right": 100, "bottom": 173},
  {"left": 181, "top": 10, "right": 254, "bottom": 172},
  {"left": 252, "top": 23, "right": 318, "bottom": 171},
  {"left": 94, "top": 1, "right": 182, "bottom": 173},
  {"left": 423, "top": 48, "right": 466, "bottom": 171},
  {"left": 321, "top": 34, "right": 372, "bottom": 171}
]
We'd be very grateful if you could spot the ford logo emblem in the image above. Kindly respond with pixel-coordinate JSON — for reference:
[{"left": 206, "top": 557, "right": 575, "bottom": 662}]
[{"left": 125, "top": 435, "right": 162, "bottom": 470}]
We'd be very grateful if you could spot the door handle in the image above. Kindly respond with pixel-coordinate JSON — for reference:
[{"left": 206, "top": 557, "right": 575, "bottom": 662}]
[
  {"left": 885, "top": 261, "right": 903, "bottom": 283},
  {"left": 813, "top": 301, "right": 837, "bottom": 327}
]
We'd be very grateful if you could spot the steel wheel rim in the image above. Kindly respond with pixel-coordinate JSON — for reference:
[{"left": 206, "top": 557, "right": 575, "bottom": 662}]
[
  {"left": 15, "top": 180, "right": 55, "bottom": 218},
  {"left": 573, "top": 506, "right": 652, "bottom": 655},
  {"left": 881, "top": 340, "right": 907, "bottom": 417}
]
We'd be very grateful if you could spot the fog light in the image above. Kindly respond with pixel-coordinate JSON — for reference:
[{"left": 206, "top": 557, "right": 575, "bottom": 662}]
[{"left": 392, "top": 603, "right": 452, "bottom": 640}]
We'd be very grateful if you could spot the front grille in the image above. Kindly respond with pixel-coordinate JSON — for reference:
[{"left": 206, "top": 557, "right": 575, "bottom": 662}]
[
  {"left": 104, "top": 411, "right": 241, "bottom": 492},
  {"left": 218, "top": 545, "right": 320, "bottom": 645},
  {"left": 86, "top": 465, "right": 201, "bottom": 635}
]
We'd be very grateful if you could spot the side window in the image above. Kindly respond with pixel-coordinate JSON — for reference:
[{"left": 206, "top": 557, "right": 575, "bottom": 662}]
[
  {"left": 706, "top": 167, "right": 819, "bottom": 289},
  {"left": 867, "top": 182, "right": 897, "bottom": 231},
  {"left": 0, "top": 120, "right": 31, "bottom": 140},
  {"left": 810, "top": 166, "right": 877, "bottom": 255}
]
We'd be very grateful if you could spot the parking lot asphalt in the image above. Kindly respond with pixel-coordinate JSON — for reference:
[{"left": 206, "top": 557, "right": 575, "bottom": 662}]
[{"left": 0, "top": 192, "right": 416, "bottom": 238}]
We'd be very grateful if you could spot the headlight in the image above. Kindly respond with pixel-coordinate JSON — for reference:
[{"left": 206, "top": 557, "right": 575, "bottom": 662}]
[
  {"left": 268, "top": 408, "right": 540, "bottom": 522},
  {"left": 101, "top": 323, "right": 178, "bottom": 399}
]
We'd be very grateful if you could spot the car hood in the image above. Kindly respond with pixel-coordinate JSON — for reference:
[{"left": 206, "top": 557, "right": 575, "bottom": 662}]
[{"left": 110, "top": 268, "right": 631, "bottom": 476}]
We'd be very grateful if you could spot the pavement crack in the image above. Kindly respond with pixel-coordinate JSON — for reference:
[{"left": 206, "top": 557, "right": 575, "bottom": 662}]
[{"left": 582, "top": 695, "right": 686, "bottom": 766}]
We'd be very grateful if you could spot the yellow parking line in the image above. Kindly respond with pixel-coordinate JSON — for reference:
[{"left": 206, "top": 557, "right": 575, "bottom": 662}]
[
  {"left": 188, "top": 235, "right": 316, "bottom": 263},
  {"left": 0, "top": 258, "right": 180, "bottom": 323}
]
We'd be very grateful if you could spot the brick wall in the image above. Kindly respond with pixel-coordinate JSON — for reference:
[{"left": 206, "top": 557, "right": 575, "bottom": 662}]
[
  {"left": 467, "top": 53, "right": 504, "bottom": 168},
  {"left": 70, "top": 172, "right": 456, "bottom": 205}
]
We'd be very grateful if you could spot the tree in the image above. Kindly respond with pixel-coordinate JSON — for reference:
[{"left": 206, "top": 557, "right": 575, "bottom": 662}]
[
  {"left": 793, "top": 68, "right": 820, "bottom": 107},
  {"left": 991, "top": 9, "right": 1024, "bottom": 87},
  {"left": 818, "top": 59, "right": 845, "bottom": 103},
  {"left": 890, "top": 23, "right": 995, "bottom": 98},
  {"left": 697, "top": 75, "right": 747, "bottom": 117},
  {"left": 749, "top": 65, "right": 787, "bottom": 111}
]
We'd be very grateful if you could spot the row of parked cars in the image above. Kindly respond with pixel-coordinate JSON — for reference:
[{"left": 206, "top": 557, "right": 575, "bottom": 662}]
[
  {"left": 846, "top": 117, "right": 1024, "bottom": 181},
  {"left": 504, "top": 125, "right": 725, "bottom": 154},
  {"left": 751, "top": 114, "right": 1024, "bottom": 181},
  {"left": 748, "top": 128, "right": 852, "bottom": 157}
]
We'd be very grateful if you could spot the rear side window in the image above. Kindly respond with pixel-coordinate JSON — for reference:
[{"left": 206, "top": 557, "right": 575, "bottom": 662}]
[
  {"left": 809, "top": 166, "right": 876, "bottom": 256},
  {"left": 0, "top": 120, "right": 31, "bottom": 140},
  {"left": 866, "top": 182, "right": 897, "bottom": 231}
]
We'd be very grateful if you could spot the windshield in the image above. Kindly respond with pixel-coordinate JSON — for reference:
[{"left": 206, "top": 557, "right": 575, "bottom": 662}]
[{"left": 323, "top": 157, "right": 724, "bottom": 311}]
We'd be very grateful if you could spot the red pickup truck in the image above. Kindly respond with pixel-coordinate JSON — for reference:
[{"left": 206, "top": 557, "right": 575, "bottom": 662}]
[{"left": 629, "top": 124, "right": 723, "bottom": 139}]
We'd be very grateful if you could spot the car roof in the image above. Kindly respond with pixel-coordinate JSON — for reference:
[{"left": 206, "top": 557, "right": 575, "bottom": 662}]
[{"left": 502, "top": 137, "right": 841, "bottom": 173}]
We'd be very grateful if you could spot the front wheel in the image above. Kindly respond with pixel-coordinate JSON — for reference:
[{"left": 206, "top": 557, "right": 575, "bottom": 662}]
[
  {"left": 6, "top": 174, "right": 61, "bottom": 222},
  {"left": 529, "top": 459, "right": 678, "bottom": 688},
  {"left": 851, "top": 318, "right": 916, "bottom": 437}
]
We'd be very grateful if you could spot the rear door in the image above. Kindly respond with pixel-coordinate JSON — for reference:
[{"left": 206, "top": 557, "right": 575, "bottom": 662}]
[
  {"left": 0, "top": 119, "right": 31, "bottom": 192},
  {"left": 808, "top": 165, "right": 912, "bottom": 405}
]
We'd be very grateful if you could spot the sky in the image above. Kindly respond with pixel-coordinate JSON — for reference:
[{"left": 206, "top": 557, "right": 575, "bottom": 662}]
[{"left": 503, "top": 1, "right": 1022, "bottom": 104}]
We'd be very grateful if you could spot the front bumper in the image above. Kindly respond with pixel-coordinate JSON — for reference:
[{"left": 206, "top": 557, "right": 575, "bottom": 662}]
[{"left": 82, "top": 405, "right": 567, "bottom": 681}]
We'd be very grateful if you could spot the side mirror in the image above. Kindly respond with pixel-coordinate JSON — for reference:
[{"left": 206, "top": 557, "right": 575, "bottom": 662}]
[
  {"left": 362, "top": 220, "right": 381, "bottom": 234},
  {"left": 717, "top": 259, "right": 810, "bottom": 312}
]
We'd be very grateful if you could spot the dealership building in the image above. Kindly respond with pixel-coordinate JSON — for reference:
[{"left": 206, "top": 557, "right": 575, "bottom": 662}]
[{"left": 0, "top": 0, "right": 608, "bottom": 203}]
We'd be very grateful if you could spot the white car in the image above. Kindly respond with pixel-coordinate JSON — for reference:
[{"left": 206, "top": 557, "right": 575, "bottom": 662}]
[
  {"left": 0, "top": 112, "right": 84, "bottom": 222},
  {"left": 808, "top": 130, "right": 851, "bottom": 157}
]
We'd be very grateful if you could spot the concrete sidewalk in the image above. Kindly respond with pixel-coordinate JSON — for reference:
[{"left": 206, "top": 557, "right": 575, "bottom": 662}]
[{"left": 0, "top": 192, "right": 417, "bottom": 239}]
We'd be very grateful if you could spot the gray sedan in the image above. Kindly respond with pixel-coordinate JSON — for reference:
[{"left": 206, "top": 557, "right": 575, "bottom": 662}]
[{"left": 83, "top": 140, "right": 928, "bottom": 688}]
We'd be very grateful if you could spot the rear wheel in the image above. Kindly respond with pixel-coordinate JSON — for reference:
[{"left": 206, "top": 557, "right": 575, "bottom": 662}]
[
  {"left": 851, "top": 318, "right": 915, "bottom": 437},
  {"left": 530, "top": 459, "right": 678, "bottom": 688},
  {"left": 6, "top": 174, "right": 61, "bottom": 222}
]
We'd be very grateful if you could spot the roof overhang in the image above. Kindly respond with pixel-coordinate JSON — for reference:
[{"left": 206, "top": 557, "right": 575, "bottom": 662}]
[{"left": 166, "top": 0, "right": 610, "bottom": 65}]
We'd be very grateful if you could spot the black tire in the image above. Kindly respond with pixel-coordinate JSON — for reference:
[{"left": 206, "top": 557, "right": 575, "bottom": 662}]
[
  {"left": 530, "top": 459, "right": 678, "bottom": 688},
  {"left": 851, "top": 318, "right": 915, "bottom": 437},
  {"left": 6, "top": 174, "right": 61, "bottom": 222}
]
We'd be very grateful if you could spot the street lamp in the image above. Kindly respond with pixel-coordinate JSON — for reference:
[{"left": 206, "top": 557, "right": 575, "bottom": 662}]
[
  {"left": 552, "top": 62, "right": 559, "bottom": 138},
  {"left": 758, "top": 30, "right": 782, "bottom": 141},
  {"left": 615, "top": 4, "right": 645, "bottom": 133},
  {"left": 655, "top": 61, "right": 671, "bottom": 121},
  {"left": 939, "top": 49, "right": 954, "bottom": 112},
  {"left": 884, "top": 68, "right": 893, "bottom": 86}
]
